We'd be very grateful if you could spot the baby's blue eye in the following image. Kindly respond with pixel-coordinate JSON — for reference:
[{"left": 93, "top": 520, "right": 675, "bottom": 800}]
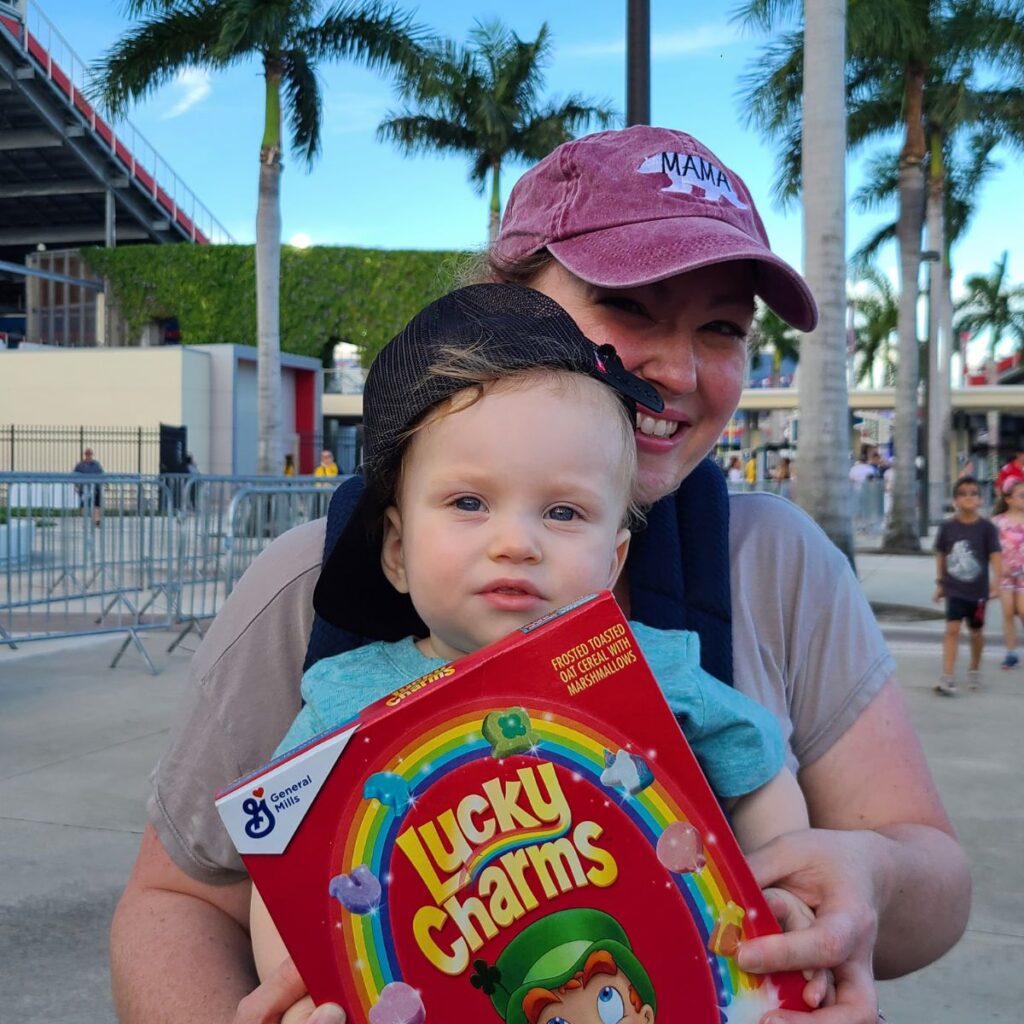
[
  {"left": 454, "top": 496, "right": 482, "bottom": 512},
  {"left": 596, "top": 986, "right": 624, "bottom": 1024},
  {"left": 547, "top": 505, "right": 578, "bottom": 522}
]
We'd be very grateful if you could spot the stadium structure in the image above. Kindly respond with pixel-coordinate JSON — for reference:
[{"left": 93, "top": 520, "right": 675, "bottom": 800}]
[{"left": 0, "top": 0, "right": 232, "bottom": 345}]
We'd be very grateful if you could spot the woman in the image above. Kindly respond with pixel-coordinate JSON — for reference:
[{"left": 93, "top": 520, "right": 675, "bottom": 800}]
[{"left": 110, "top": 127, "right": 968, "bottom": 1024}]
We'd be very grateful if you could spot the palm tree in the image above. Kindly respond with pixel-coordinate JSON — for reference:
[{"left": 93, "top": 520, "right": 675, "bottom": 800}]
[
  {"left": 748, "top": 307, "right": 800, "bottom": 386},
  {"left": 956, "top": 251, "right": 1024, "bottom": 370},
  {"left": 796, "top": 0, "right": 851, "bottom": 560},
  {"left": 957, "top": 252, "right": 1024, "bottom": 473},
  {"left": 94, "top": 0, "right": 425, "bottom": 474},
  {"left": 850, "top": 267, "right": 899, "bottom": 387},
  {"left": 853, "top": 128, "right": 1007, "bottom": 513},
  {"left": 378, "top": 20, "right": 616, "bottom": 242},
  {"left": 735, "top": 0, "right": 1024, "bottom": 551}
]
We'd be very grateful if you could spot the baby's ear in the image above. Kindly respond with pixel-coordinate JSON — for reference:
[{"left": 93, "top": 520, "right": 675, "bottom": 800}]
[
  {"left": 380, "top": 506, "right": 409, "bottom": 593},
  {"left": 608, "top": 527, "right": 631, "bottom": 588}
]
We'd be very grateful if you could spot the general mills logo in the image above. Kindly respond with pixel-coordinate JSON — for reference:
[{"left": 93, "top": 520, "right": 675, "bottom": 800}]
[{"left": 242, "top": 787, "right": 276, "bottom": 839}]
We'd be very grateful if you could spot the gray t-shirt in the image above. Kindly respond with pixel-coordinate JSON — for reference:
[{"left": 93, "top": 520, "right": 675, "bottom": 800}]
[{"left": 148, "top": 492, "right": 895, "bottom": 882}]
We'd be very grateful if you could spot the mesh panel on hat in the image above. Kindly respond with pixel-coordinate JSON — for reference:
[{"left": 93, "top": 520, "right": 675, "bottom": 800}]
[{"left": 361, "top": 284, "right": 624, "bottom": 478}]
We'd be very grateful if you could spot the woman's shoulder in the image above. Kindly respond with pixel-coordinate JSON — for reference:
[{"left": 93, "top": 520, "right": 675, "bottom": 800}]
[
  {"left": 726, "top": 491, "right": 851, "bottom": 590},
  {"left": 727, "top": 490, "right": 838, "bottom": 548}
]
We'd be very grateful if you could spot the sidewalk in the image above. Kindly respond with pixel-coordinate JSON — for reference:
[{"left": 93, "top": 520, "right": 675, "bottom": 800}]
[
  {"left": 2, "top": 595, "right": 1022, "bottom": 1021},
  {"left": 857, "top": 542, "right": 1009, "bottom": 644}
]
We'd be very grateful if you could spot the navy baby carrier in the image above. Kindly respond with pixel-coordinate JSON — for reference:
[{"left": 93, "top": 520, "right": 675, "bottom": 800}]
[{"left": 303, "top": 457, "right": 733, "bottom": 686}]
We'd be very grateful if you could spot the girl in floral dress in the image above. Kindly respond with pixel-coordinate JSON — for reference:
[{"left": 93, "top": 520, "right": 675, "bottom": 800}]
[{"left": 993, "top": 479, "right": 1024, "bottom": 668}]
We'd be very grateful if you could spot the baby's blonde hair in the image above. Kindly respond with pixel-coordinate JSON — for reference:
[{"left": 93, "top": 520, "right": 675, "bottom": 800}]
[{"left": 389, "top": 344, "right": 645, "bottom": 530}]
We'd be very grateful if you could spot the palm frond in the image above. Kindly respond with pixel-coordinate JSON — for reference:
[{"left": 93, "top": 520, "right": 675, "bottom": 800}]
[
  {"left": 376, "top": 113, "right": 477, "bottom": 157},
  {"left": 91, "top": 1, "right": 230, "bottom": 115},
  {"left": 212, "top": 0, "right": 299, "bottom": 55},
  {"left": 296, "top": 1, "right": 428, "bottom": 77},
  {"left": 730, "top": 0, "right": 802, "bottom": 34},
  {"left": 851, "top": 148, "right": 900, "bottom": 212},
  {"left": 851, "top": 223, "right": 898, "bottom": 271},
  {"left": 282, "top": 46, "right": 322, "bottom": 165}
]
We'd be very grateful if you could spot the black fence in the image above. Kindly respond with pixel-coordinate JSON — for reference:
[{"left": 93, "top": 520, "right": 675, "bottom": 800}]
[{"left": 0, "top": 425, "right": 161, "bottom": 474}]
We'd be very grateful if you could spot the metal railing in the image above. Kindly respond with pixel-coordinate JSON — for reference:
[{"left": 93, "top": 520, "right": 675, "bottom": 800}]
[
  {"left": 0, "top": 473, "right": 342, "bottom": 671},
  {"left": 1, "top": 0, "right": 234, "bottom": 245}
]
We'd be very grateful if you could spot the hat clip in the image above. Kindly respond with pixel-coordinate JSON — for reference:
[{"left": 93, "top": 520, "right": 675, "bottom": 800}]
[{"left": 595, "top": 344, "right": 665, "bottom": 414}]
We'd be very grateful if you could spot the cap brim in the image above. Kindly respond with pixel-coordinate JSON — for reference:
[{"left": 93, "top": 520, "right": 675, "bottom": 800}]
[
  {"left": 313, "top": 479, "right": 426, "bottom": 641},
  {"left": 548, "top": 216, "right": 818, "bottom": 332}
]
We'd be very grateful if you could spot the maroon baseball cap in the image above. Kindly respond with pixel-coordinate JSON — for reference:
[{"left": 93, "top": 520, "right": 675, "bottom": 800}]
[{"left": 494, "top": 126, "right": 817, "bottom": 332}]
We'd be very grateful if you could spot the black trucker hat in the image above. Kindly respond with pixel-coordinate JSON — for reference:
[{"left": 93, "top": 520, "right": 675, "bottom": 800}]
[{"left": 312, "top": 283, "right": 664, "bottom": 639}]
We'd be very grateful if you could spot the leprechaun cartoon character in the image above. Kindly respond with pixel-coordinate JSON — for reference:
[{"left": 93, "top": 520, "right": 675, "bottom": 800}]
[{"left": 471, "top": 908, "right": 656, "bottom": 1024}]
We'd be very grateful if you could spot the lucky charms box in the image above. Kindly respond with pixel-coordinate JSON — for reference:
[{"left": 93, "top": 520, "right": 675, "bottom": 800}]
[{"left": 216, "top": 591, "right": 805, "bottom": 1023}]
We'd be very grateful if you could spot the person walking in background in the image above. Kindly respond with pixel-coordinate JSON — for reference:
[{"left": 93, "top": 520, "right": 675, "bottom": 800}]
[
  {"left": 313, "top": 449, "right": 338, "bottom": 477},
  {"left": 283, "top": 454, "right": 296, "bottom": 476},
  {"left": 992, "top": 479, "right": 1024, "bottom": 669},
  {"left": 770, "top": 456, "right": 793, "bottom": 498},
  {"left": 996, "top": 447, "right": 1024, "bottom": 498},
  {"left": 850, "top": 447, "right": 884, "bottom": 534},
  {"left": 743, "top": 450, "right": 757, "bottom": 488},
  {"left": 72, "top": 447, "right": 104, "bottom": 526},
  {"left": 849, "top": 449, "right": 876, "bottom": 485},
  {"left": 726, "top": 455, "right": 744, "bottom": 484},
  {"left": 933, "top": 476, "right": 1002, "bottom": 695}
]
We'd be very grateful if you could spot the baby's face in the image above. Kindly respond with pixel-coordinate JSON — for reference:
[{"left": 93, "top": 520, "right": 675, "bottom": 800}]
[{"left": 382, "top": 376, "right": 633, "bottom": 661}]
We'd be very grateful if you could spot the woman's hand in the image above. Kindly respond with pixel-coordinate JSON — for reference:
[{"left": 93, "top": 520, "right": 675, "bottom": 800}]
[
  {"left": 232, "top": 957, "right": 346, "bottom": 1024},
  {"left": 737, "top": 829, "right": 884, "bottom": 1024},
  {"left": 760, "top": 887, "right": 834, "bottom": 1011}
]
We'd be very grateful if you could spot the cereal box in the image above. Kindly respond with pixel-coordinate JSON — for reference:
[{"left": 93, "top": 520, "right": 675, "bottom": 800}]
[{"left": 216, "top": 592, "right": 806, "bottom": 1023}]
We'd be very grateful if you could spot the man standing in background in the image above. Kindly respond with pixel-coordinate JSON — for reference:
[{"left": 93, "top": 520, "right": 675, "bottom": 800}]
[{"left": 72, "top": 448, "right": 104, "bottom": 526}]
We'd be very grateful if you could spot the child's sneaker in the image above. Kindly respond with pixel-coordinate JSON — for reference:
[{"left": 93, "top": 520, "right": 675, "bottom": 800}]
[
  {"left": 968, "top": 669, "right": 983, "bottom": 691},
  {"left": 1001, "top": 651, "right": 1019, "bottom": 670},
  {"left": 934, "top": 675, "right": 957, "bottom": 696}
]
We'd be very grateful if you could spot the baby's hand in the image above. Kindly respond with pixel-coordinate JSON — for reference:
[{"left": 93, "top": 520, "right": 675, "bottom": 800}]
[{"left": 761, "top": 887, "right": 834, "bottom": 1010}]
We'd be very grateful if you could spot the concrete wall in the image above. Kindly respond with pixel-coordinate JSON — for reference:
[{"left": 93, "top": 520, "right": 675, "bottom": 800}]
[
  {"left": 0, "top": 347, "right": 200, "bottom": 428},
  {"left": 0, "top": 344, "right": 321, "bottom": 474},
  {"left": 235, "top": 358, "right": 258, "bottom": 475}
]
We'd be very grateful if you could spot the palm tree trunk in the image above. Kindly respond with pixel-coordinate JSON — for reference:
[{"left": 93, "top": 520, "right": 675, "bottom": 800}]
[
  {"left": 939, "top": 260, "right": 955, "bottom": 486},
  {"left": 796, "top": 0, "right": 852, "bottom": 560},
  {"left": 256, "top": 56, "right": 284, "bottom": 476},
  {"left": 883, "top": 65, "right": 927, "bottom": 552},
  {"left": 925, "top": 134, "right": 947, "bottom": 521},
  {"left": 489, "top": 160, "right": 501, "bottom": 244}
]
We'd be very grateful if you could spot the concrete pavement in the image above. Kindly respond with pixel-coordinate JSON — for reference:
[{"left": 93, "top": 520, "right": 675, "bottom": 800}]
[{"left": 1, "top": 555, "right": 1022, "bottom": 1022}]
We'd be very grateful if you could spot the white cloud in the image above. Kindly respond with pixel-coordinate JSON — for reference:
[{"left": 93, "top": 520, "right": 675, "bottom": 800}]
[
  {"left": 565, "top": 24, "right": 742, "bottom": 60},
  {"left": 162, "top": 68, "right": 212, "bottom": 119}
]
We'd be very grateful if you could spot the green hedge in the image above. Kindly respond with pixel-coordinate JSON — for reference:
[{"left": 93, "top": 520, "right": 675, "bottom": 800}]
[{"left": 82, "top": 244, "right": 471, "bottom": 364}]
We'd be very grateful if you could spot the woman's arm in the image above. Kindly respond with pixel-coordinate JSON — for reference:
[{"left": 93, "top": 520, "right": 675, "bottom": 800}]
[
  {"left": 112, "top": 826, "right": 346, "bottom": 1024},
  {"left": 736, "top": 679, "right": 970, "bottom": 989}
]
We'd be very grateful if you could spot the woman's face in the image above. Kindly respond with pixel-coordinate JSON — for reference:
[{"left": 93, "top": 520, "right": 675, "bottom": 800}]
[{"left": 530, "top": 260, "right": 755, "bottom": 504}]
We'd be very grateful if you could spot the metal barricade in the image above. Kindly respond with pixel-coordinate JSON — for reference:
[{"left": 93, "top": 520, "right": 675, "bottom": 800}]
[
  {"left": 0, "top": 473, "right": 343, "bottom": 672},
  {"left": 0, "top": 473, "right": 176, "bottom": 670},
  {"left": 170, "top": 477, "right": 340, "bottom": 647},
  {"left": 851, "top": 479, "right": 886, "bottom": 535}
]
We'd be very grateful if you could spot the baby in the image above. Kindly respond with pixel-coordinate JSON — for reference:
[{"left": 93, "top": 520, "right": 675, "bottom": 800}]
[{"left": 250, "top": 284, "right": 820, "bottom": 1021}]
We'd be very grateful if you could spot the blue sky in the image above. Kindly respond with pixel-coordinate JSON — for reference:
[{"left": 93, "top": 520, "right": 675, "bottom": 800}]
[{"left": 26, "top": 0, "right": 1024, "bottom": 362}]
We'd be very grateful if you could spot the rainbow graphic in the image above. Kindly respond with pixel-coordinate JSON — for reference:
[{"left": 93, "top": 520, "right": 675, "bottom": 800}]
[{"left": 336, "top": 707, "right": 766, "bottom": 1019}]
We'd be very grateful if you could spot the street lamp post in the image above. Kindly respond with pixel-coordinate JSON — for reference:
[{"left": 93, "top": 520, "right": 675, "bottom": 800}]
[{"left": 626, "top": 0, "right": 650, "bottom": 126}]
